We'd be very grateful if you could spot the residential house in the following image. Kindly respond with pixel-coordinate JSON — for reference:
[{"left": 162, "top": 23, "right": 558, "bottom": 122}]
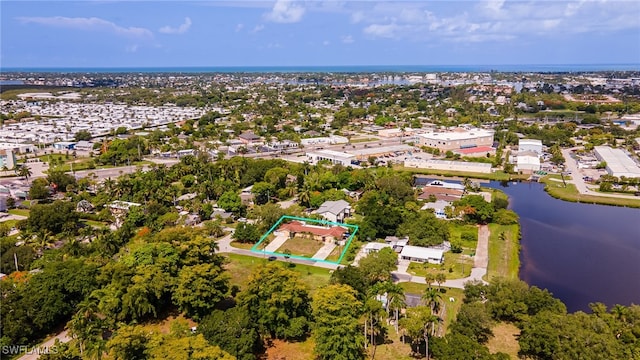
[{"left": 314, "top": 200, "right": 351, "bottom": 223}]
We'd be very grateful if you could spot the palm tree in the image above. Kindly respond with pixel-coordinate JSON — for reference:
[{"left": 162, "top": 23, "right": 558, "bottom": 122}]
[
  {"left": 424, "top": 273, "right": 436, "bottom": 289},
  {"left": 435, "top": 273, "right": 446, "bottom": 289},
  {"left": 423, "top": 287, "right": 443, "bottom": 315},
  {"left": 17, "top": 165, "right": 32, "bottom": 182},
  {"left": 298, "top": 186, "right": 311, "bottom": 208}
]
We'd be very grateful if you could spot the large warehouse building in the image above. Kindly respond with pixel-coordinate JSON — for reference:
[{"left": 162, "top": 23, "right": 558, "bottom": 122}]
[
  {"left": 519, "top": 139, "right": 543, "bottom": 155},
  {"left": 417, "top": 128, "right": 494, "bottom": 151},
  {"left": 594, "top": 146, "right": 640, "bottom": 178},
  {"left": 404, "top": 158, "right": 493, "bottom": 173}
]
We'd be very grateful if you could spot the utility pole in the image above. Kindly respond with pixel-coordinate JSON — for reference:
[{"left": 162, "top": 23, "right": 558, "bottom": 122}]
[{"left": 14, "top": 252, "right": 19, "bottom": 272}]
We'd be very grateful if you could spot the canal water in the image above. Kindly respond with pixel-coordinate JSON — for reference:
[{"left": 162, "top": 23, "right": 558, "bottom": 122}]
[{"left": 490, "top": 181, "right": 640, "bottom": 312}]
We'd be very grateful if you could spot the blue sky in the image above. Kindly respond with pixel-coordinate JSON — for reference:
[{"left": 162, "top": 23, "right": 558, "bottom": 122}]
[{"left": 1, "top": 0, "right": 640, "bottom": 68}]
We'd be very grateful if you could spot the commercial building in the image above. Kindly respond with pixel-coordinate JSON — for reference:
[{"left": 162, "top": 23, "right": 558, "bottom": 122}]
[
  {"left": 516, "top": 151, "right": 541, "bottom": 173},
  {"left": 300, "top": 135, "right": 349, "bottom": 146},
  {"left": 594, "top": 146, "right": 640, "bottom": 178},
  {"left": 400, "top": 245, "right": 445, "bottom": 264},
  {"left": 417, "top": 128, "right": 494, "bottom": 151},
  {"left": 0, "top": 150, "right": 17, "bottom": 170},
  {"left": 404, "top": 158, "right": 493, "bottom": 173},
  {"left": 519, "top": 139, "right": 543, "bottom": 155},
  {"left": 306, "top": 150, "right": 356, "bottom": 166}
]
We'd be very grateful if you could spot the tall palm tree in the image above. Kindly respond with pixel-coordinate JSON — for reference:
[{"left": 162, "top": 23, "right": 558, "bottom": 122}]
[
  {"left": 422, "top": 287, "right": 443, "bottom": 316},
  {"left": 17, "top": 165, "right": 32, "bottom": 182}
]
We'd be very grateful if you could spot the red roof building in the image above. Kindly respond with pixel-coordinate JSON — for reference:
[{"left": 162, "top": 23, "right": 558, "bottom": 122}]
[{"left": 279, "top": 221, "right": 347, "bottom": 242}]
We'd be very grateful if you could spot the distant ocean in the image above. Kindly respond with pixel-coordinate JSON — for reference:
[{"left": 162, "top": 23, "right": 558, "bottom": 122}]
[{"left": 1, "top": 64, "right": 639, "bottom": 74}]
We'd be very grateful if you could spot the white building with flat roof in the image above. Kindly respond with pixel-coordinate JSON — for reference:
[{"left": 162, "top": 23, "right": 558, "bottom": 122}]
[
  {"left": 594, "top": 146, "right": 640, "bottom": 178},
  {"left": 404, "top": 158, "right": 493, "bottom": 173},
  {"left": 516, "top": 151, "right": 541, "bottom": 173},
  {"left": 418, "top": 128, "right": 494, "bottom": 151},
  {"left": 519, "top": 139, "right": 543, "bottom": 155},
  {"left": 306, "top": 150, "right": 355, "bottom": 166},
  {"left": 400, "top": 245, "right": 445, "bottom": 264}
]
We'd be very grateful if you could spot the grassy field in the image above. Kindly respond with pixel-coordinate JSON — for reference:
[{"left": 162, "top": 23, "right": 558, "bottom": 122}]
[
  {"left": 229, "top": 240, "right": 254, "bottom": 250},
  {"left": 406, "top": 252, "right": 473, "bottom": 280},
  {"left": 80, "top": 219, "right": 109, "bottom": 229},
  {"left": 486, "top": 322, "right": 520, "bottom": 359},
  {"left": 449, "top": 223, "right": 479, "bottom": 249},
  {"left": 486, "top": 224, "right": 520, "bottom": 280},
  {"left": 264, "top": 324, "right": 414, "bottom": 360},
  {"left": 277, "top": 236, "right": 325, "bottom": 257},
  {"left": 8, "top": 209, "right": 30, "bottom": 217},
  {"left": 541, "top": 178, "right": 640, "bottom": 208},
  {"left": 223, "top": 253, "right": 332, "bottom": 293},
  {"left": 324, "top": 244, "right": 342, "bottom": 262},
  {"left": 395, "top": 166, "right": 530, "bottom": 181}
]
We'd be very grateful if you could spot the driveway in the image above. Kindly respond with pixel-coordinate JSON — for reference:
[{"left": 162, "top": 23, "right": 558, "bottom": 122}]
[{"left": 311, "top": 242, "right": 336, "bottom": 261}]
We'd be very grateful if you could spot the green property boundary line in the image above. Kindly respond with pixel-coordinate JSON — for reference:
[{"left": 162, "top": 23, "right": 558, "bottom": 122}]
[{"left": 250, "top": 215, "right": 359, "bottom": 265}]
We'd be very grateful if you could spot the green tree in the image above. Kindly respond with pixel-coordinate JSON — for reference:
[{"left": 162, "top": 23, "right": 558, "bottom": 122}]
[
  {"left": 312, "top": 284, "right": 365, "bottom": 360},
  {"left": 397, "top": 211, "right": 450, "bottom": 247},
  {"left": 106, "top": 325, "right": 150, "bottom": 360},
  {"left": 237, "top": 263, "right": 312, "bottom": 340},
  {"left": 27, "top": 200, "right": 79, "bottom": 235},
  {"left": 29, "top": 178, "right": 50, "bottom": 200},
  {"left": 147, "top": 332, "right": 234, "bottom": 360},
  {"left": 251, "top": 181, "right": 275, "bottom": 205},
  {"left": 451, "top": 302, "right": 494, "bottom": 344},
  {"left": 358, "top": 247, "right": 397, "bottom": 286},
  {"left": 232, "top": 222, "right": 260, "bottom": 244},
  {"left": 217, "top": 190, "right": 243, "bottom": 214},
  {"left": 174, "top": 263, "right": 229, "bottom": 320},
  {"left": 199, "top": 307, "right": 262, "bottom": 360},
  {"left": 74, "top": 130, "right": 92, "bottom": 142}
]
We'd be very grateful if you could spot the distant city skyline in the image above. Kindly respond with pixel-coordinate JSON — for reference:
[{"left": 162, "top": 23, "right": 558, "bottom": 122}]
[{"left": 2, "top": 0, "right": 640, "bottom": 68}]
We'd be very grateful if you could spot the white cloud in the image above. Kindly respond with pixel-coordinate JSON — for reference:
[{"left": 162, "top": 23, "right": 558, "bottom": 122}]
[
  {"left": 159, "top": 17, "right": 192, "bottom": 34},
  {"left": 354, "top": 1, "right": 640, "bottom": 43},
  {"left": 125, "top": 44, "right": 139, "bottom": 53},
  {"left": 235, "top": 23, "right": 244, "bottom": 32},
  {"left": 251, "top": 24, "right": 265, "bottom": 33},
  {"left": 341, "top": 35, "right": 355, "bottom": 44},
  {"left": 323, "top": 40, "right": 330, "bottom": 46},
  {"left": 264, "top": 0, "right": 305, "bottom": 23},
  {"left": 16, "top": 16, "right": 153, "bottom": 38}
]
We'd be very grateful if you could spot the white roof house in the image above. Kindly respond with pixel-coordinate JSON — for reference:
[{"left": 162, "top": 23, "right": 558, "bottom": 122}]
[
  {"left": 363, "top": 242, "right": 392, "bottom": 254},
  {"left": 400, "top": 245, "right": 445, "bottom": 264}
]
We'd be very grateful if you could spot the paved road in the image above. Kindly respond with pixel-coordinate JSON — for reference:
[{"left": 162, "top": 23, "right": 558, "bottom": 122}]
[{"left": 17, "top": 331, "right": 70, "bottom": 360}]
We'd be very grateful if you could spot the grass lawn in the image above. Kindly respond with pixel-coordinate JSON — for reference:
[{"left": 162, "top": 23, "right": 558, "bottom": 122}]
[
  {"left": 395, "top": 166, "right": 529, "bottom": 182},
  {"left": 0, "top": 219, "right": 19, "bottom": 229},
  {"left": 264, "top": 324, "right": 414, "bottom": 360},
  {"left": 541, "top": 179, "right": 640, "bottom": 208},
  {"left": 8, "top": 209, "right": 30, "bottom": 217},
  {"left": 406, "top": 252, "right": 473, "bottom": 280},
  {"left": 486, "top": 224, "right": 520, "bottom": 280},
  {"left": 223, "top": 253, "right": 331, "bottom": 293},
  {"left": 449, "top": 223, "right": 478, "bottom": 249},
  {"left": 276, "top": 236, "right": 324, "bottom": 258},
  {"left": 324, "top": 244, "right": 343, "bottom": 262},
  {"left": 230, "top": 240, "right": 254, "bottom": 250},
  {"left": 486, "top": 322, "right": 520, "bottom": 359},
  {"left": 80, "top": 219, "right": 109, "bottom": 228}
]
